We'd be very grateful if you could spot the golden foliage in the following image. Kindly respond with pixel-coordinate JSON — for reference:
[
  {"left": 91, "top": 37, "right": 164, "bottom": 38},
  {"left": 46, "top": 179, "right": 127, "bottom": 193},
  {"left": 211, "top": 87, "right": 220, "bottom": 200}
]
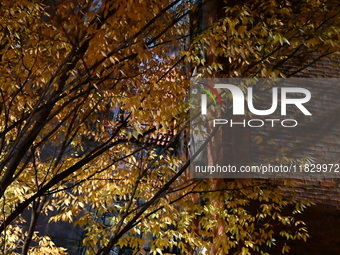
[{"left": 0, "top": 0, "right": 338, "bottom": 254}]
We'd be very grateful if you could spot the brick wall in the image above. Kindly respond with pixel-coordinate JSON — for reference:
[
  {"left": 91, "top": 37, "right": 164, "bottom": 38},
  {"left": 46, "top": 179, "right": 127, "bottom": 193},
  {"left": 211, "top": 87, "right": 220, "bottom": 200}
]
[
  {"left": 287, "top": 56, "right": 340, "bottom": 209},
  {"left": 291, "top": 178, "right": 340, "bottom": 209}
]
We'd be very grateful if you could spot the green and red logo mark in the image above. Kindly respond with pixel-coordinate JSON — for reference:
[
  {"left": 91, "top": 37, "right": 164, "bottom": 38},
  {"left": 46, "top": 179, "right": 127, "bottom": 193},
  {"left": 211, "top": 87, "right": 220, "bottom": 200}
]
[{"left": 197, "top": 82, "right": 223, "bottom": 106}]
